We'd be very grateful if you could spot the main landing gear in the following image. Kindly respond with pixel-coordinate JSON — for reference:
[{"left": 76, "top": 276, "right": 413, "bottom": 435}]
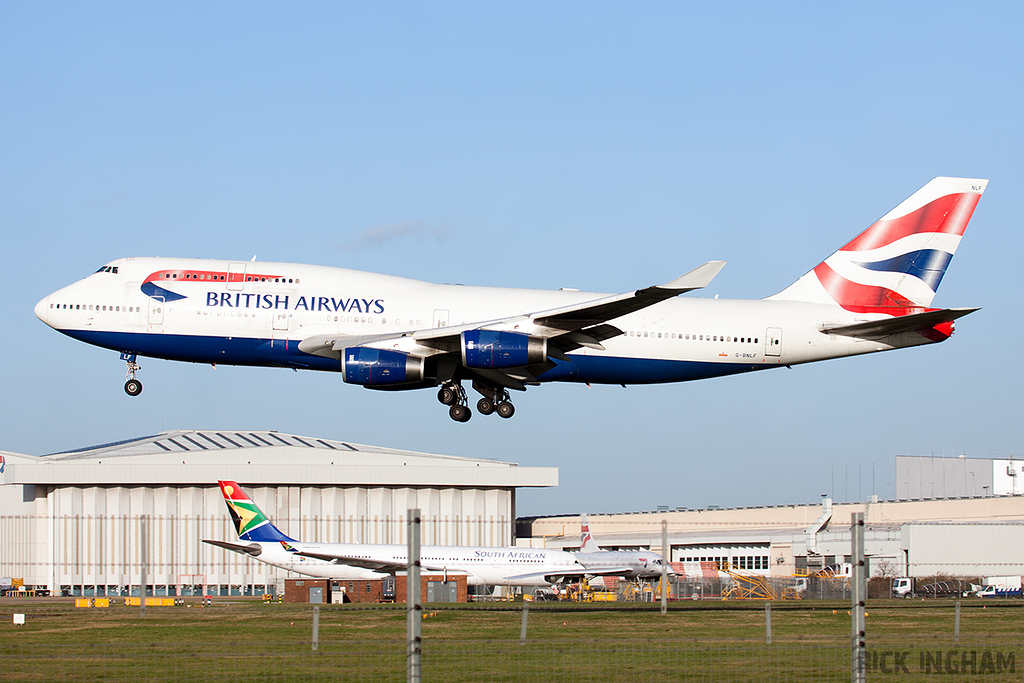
[
  {"left": 122, "top": 353, "right": 143, "bottom": 397},
  {"left": 474, "top": 380, "right": 515, "bottom": 419},
  {"left": 437, "top": 382, "right": 471, "bottom": 422},
  {"left": 438, "top": 380, "right": 517, "bottom": 422}
]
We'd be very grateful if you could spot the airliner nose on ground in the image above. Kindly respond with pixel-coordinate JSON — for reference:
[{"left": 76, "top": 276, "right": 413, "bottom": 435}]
[{"left": 34, "top": 296, "right": 49, "bottom": 326}]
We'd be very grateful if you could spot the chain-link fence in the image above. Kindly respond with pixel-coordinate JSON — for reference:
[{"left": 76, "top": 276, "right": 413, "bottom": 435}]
[{"left": 1, "top": 636, "right": 1020, "bottom": 682}]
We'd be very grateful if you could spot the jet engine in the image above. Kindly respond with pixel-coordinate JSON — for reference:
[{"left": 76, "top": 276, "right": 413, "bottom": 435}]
[
  {"left": 461, "top": 330, "right": 546, "bottom": 369},
  {"left": 342, "top": 348, "right": 425, "bottom": 385}
]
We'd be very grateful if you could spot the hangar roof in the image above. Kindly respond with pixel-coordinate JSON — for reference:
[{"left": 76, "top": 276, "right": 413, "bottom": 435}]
[{"left": 0, "top": 430, "right": 557, "bottom": 488}]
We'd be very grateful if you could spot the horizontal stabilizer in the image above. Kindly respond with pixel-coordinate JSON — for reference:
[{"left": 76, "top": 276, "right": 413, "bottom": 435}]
[
  {"left": 820, "top": 307, "right": 979, "bottom": 340},
  {"left": 202, "top": 539, "right": 263, "bottom": 557}
]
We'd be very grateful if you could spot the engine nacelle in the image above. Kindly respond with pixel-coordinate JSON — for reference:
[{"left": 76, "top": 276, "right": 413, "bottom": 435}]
[
  {"left": 342, "top": 348, "right": 425, "bottom": 385},
  {"left": 461, "top": 330, "right": 547, "bottom": 369}
]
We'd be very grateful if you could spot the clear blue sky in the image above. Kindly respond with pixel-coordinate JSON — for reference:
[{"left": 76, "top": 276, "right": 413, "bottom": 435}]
[{"left": 2, "top": 3, "right": 1021, "bottom": 516}]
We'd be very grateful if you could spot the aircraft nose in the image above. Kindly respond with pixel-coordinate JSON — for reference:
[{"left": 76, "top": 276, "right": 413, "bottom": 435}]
[{"left": 34, "top": 296, "right": 50, "bottom": 326}]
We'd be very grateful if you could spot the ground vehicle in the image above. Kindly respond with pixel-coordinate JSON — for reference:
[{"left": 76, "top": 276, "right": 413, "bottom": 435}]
[
  {"left": 892, "top": 578, "right": 971, "bottom": 598},
  {"left": 977, "top": 585, "right": 1022, "bottom": 598}
]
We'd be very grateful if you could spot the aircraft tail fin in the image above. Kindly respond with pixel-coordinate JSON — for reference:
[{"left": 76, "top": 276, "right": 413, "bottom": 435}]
[
  {"left": 580, "top": 514, "right": 601, "bottom": 553},
  {"left": 768, "top": 177, "right": 987, "bottom": 314},
  {"left": 217, "top": 480, "right": 295, "bottom": 543}
]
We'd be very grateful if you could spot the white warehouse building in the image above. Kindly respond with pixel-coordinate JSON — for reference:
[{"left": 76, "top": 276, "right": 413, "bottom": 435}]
[
  {"left": 0, "top": 430, "right": 557, "bottom": 597},
  {"left": 522, "top": 494, "right": 1024, "bottom": 579}
]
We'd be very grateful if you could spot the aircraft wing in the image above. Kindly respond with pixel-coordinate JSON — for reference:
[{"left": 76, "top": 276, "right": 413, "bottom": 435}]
[
  {"left": 202, "top": 539, "right": 264, "bottom": 558},
  {"left": 413, "top": 260, "right": 727, "bottom": 343},
  {"left": 530, "top": 260, "right": 727, "bottom": 331},
  {"left": 296, "top": 332, "right": 414, "bottom": 357},
  {"left": 289, "top": 549, "right": 456, "bottom": 574},
  {"left": 289, "top": 549, "right": 407, "bottom": 573},
  {"left": 503, "top": 566, "right": 638, "bottom": 582},
  {"left": 820, "top": 307, "right": 978, "bottom": 340},
  {"left": 296, "top": 261, "right": 725, "bottom": 387}
]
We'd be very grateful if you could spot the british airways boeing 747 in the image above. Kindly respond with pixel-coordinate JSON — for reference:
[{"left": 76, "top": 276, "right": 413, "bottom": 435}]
[{"left": 35, "top": 177, "right": 986, "bottom": 422}]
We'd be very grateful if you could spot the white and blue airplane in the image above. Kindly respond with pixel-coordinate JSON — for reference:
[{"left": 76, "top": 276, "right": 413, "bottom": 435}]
[
  {"left": 204, "top": 480, "right": 586, "bottom": 587},
  {"left": 35, "top": 177, "right": 986, "bottom": 422},
  {"left": 574, "top": 514, "right": 671, "bottom": 580}
]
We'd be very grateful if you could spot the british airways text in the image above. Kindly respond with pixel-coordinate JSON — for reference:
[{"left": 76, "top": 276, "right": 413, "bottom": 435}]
[{"left": 205, "top": 292, "right": 385, "bottom": 314}]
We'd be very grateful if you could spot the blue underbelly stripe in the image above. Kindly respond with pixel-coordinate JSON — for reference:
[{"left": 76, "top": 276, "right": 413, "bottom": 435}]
[
  {"left": 62, "top": 329, "right": 341, "bottom": 371},
  {"left": 62, "top": 329, "right": 765, "bottom": 384}
]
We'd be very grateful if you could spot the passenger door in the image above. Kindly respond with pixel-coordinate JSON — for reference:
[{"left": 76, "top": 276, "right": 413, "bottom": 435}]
[{"left": 765, "top": 328, "right": 782, "bottom": 357}]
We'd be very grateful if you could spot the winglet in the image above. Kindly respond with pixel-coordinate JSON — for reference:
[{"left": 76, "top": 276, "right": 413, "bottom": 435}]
[{"left": 658, "top": 260, "right": 726, "bottom": 292}]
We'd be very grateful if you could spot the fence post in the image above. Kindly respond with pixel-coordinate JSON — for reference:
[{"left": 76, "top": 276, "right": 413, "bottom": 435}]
[
  {"left": 520, "top": 602, "right": 529, "bottom": 645},
  {"left": 661, "top": 519, "right": 668, "bottom": 615},
  {"left": 312, "top": 605, "right": 320, "bottom": 651},
  {"left": 407, "top": 508, "right": 422, "bottom": 683},
  {"left": 140, "top": 515, "right": 148, "bottom": 619},
  {"left": 851, "top": 512, "right": 866, "bottom": 683},
  {"left": 765, "top": 602, "right": 772, "bottom": 645},
  {"left": 954, "top": 600, "right": 961, "bottom": 643}
]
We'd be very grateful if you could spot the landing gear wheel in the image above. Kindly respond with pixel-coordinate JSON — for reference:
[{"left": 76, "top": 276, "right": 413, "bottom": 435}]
[
  {"left": 449, "top": 404, "right": 471, "bottom": 422},
  {"left": 438, "top": 385, "right": 457, "bottom": 405},
  {"left": 477, "top": 397, "right": 495, "bottom": 415},
  {"left": 496, "top": 401, "right": 515, "bottom": 419},
  {"left": 124, "top": 379, "right": 143, "bottom": 397}
]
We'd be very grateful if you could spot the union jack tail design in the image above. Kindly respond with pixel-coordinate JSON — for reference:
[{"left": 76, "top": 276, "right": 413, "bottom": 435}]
[
  {"left": 218, "top": 480, "right": 294, "bottom": 543},
  {"left": 579, "top": 514, "right": 601, "bottom": 553},
  {"left": 769, "top": 178, "right": 988, "bottom": 315}
]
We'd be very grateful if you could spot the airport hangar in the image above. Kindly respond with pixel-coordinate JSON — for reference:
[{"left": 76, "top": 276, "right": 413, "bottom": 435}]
[
  {"left": 520, "top": 455, "right": 1024, "bottom": 580},
  {"left": 0, "top": 430, "right": 557, "bottom": 597}
]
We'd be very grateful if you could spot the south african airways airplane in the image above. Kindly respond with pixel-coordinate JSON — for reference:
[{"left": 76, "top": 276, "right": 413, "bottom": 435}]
[
  {"left": 204, "top": 480, "right": 588, "bottom": 587},
  {"left": 35, "top": 177, "right": 986, "bottom": 422}
]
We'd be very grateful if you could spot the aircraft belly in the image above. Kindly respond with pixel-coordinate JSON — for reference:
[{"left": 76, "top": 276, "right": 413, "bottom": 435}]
[
  {"left": 545, "top": 354, "right": 763, "bottom": 384},
  {"left": 62, "top": 329, "right": 341, "bottom": 371}
]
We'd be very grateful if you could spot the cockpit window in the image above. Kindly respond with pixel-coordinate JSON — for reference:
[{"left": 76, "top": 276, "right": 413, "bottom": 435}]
[{"left": 94, "top": 266, "right": 119, "bottom": 274}]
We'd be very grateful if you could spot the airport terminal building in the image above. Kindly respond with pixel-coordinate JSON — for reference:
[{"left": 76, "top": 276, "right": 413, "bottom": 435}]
[
  {"left": 0, "top": 430, "right": 557, "bottom": 596},
  {"left": 521, "top": 456, "right": 1024, "bottom": 580}
]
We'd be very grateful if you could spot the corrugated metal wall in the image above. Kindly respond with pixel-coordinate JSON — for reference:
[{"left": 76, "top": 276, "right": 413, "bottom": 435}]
[{"left": 4, "top": 484, "right": 513, "bottom": 594}]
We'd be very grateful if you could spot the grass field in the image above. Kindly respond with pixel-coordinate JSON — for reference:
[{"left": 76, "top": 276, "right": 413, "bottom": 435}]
[{"left": 1, "top": 598, "right": 1022, "bottom": 682}]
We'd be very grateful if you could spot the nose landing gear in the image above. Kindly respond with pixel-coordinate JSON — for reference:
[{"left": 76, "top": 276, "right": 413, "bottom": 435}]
[{"left": 121, "top": 353, "right": 142, "bottom": 396}]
